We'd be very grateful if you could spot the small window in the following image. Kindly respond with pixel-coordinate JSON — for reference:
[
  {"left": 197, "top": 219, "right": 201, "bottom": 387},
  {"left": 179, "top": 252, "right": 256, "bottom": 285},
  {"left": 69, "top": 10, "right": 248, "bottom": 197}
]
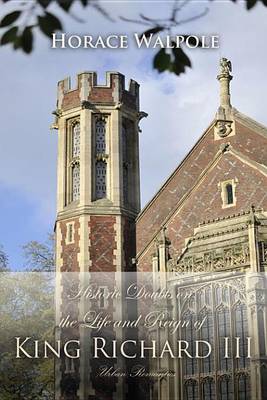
[
  {"left": 66, "top": 222, "right": 74, "bottom": 244},
  {"left": 220, "top": 179, "right": 237, "bottom": 208},
  {"left": 225, "top": 183, "right": 233, "bottom": 205},
  {"left": 98, "top": 287, "right": 107, "bottom": 309}
]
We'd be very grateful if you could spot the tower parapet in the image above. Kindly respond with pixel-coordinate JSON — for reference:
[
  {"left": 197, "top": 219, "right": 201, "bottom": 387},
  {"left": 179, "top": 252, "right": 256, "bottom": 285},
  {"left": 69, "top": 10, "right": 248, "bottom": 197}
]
[{"left": 57, "top": 71, "right": 139, "bottom": 111}]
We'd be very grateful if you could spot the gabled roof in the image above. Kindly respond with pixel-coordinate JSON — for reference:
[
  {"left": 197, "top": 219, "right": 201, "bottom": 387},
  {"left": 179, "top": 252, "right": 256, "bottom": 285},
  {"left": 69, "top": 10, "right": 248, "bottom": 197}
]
[{"left": 136, "top": 107, "right": 267, "bottom": 259}]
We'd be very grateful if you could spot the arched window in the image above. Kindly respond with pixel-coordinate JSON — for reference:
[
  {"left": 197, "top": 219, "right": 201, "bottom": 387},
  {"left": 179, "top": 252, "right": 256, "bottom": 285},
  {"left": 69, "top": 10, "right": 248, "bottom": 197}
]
[
  {"left": 225, "top": 183, "right": 233, "bottom": 205},
  {"left": 72, "top": 164, "right": 80, "bottom": 201},
  {"left": 95, "top": 161, "right": 106, "bottom": 199},
  {"left": 72, "top": 123, "right": 80, "bottom": 157},
  {"left": 95, "top": 119, "right": 106, "bottom": 153},
  {"left": 220, "top": 377, "right": 233, "bottom": 400},
  {"left": 184, "top": 380, "right": 198, "bottom": 400},
  {"left": 203, "top": 378, "right": 215, "bottom": 400}
]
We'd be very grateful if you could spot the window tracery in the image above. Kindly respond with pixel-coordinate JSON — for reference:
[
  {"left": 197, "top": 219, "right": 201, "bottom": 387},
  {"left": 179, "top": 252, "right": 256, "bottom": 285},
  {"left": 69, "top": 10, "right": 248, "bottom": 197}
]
[
  {"left": 72, "top": 163, "right": 80, "bottom": 201},
  {"left": 181, "top": 280, "right": 250, "bottom": 400},
  {"left": 95, "top": 116, "right": 107, "bottom": 200},
  {"left": 95, "top": 160, "right": 106, "bottom": 199},
  {"left": 72, "top": 122, "right": 80, "bottom": 157}
]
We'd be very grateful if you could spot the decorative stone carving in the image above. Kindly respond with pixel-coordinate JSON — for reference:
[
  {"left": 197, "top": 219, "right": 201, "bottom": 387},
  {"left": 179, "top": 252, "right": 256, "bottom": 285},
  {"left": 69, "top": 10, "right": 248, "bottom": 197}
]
[
  {"left": 169, "top": 243, "right": 250, "bottom": 274},
  {"left": 215, "top": 119, "right": 233, "bottom": 138},
  {"left": 220, "top": 57, "right": 232, "bottom": 75}
]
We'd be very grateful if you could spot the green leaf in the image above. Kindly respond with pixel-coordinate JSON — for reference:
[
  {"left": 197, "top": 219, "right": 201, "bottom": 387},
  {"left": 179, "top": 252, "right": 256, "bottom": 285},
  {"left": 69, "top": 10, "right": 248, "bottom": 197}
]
[
  {"left": 171, "top": 47, "right": 192, "bottom": 76},
  {"left": 141, "top": 26, "right": 164, "bottom": 38},
  {"left": 21, "top": 27, "right": 33, "bottom": 54},
  {"left": 1, "top": 26, "right": 18, "bottom": 45},
  {"left": 38, "top": 12, "right": 62, "bottom": 37},
  {"left": 0, "top": 11, "right": 21, "bottom": 28},
  {"left": 246, "top": 0, "right": 258, "bottom": 9},
  {"left": 153, "top": 48, "right": 171, "bottom": 73},
  {"left": 57, "top": 0, "right": 73, "bottom": 11}
]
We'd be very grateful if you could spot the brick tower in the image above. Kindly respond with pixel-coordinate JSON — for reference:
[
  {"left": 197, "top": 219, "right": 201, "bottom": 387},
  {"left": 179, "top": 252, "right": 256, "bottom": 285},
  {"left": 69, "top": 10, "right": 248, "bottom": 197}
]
[{"left": 53, "top": 71, "right": 144, "bottom": 400}]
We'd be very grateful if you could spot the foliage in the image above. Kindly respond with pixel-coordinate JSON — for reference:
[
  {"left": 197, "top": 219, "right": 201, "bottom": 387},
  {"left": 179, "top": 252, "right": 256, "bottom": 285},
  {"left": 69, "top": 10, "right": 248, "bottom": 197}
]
[
  {"left": 0, "top": 0, "right": 266, "bottom": 76},
  {"left": 0, "top": 244, "right": 9, "bottom": 271},
  {"left": 0, "top": 271, "right": 55, "bottom": 399},
  {"left": 22, "top": 233, "right": 55, "bottom": 272}
]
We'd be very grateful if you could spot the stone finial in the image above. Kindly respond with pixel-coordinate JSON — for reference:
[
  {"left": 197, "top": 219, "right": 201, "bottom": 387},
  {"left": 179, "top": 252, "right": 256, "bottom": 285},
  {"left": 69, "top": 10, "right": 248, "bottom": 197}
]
[{"left": 217, "top": 57, "right": 233, "bottom": 110}]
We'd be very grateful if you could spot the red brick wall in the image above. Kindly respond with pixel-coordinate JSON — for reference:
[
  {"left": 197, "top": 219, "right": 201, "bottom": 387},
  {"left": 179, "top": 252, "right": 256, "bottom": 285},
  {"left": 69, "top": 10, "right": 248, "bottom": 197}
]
[
  {"left": 89, "top": 216, "right": 116, "bottom": 272},
  {"left": 136, "top": 121, "right": 267, "bottom": 257},
  {"left": 60, "top": 218, "right": 80, "bottom": 272},
  {"left": 138, "top": 151, "right": 267, "bottom": 271}
]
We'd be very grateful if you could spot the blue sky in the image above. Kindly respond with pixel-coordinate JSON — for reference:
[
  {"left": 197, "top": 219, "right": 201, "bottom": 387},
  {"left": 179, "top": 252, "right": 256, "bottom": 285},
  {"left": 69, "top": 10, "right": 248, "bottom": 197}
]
[{"left": 1, "top": 0, "right": 267, "bottom": 269}]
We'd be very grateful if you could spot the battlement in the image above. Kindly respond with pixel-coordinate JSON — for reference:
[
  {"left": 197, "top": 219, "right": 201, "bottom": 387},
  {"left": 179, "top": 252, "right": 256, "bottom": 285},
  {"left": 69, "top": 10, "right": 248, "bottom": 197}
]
[{"left": 57, "top": 71, "right": 139, "bottom": 111}]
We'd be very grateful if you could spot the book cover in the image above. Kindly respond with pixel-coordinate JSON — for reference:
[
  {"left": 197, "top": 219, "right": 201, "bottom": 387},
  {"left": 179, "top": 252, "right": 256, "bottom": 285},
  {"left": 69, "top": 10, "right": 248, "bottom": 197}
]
[{"left": 1, "top": 1, "right": 267, "bottom": 399}]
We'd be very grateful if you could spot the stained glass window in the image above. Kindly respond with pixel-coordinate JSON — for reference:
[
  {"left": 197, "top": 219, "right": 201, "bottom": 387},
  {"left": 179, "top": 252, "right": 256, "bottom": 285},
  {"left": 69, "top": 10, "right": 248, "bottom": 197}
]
[
  {"left": 72, "top": 164, "right": 80, "bottom": 201},
  {"left": 72, "top": 123, "right": 80, "bottom": 157},
  {"left": 96, "top": 161, "right": 106, "bottom": 199},
  {"left": 96, "top": 119, "right": 106, "bottom": 153}
]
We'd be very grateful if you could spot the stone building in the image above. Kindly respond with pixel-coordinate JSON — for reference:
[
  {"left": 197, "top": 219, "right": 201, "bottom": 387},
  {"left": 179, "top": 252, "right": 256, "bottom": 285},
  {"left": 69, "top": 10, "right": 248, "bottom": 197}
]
[{"left": 54, "top": 60, "right": 267, "bottom": 400}]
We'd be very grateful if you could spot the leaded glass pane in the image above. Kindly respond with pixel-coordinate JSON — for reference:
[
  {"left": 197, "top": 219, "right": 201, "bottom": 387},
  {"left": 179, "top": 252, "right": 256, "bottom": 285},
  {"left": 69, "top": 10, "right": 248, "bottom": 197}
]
[
  {"left": 96, "top": 161, "right": 106, "bottom": 199},
  {"left": 218, "top": 309, "right": 231, "bottom": 370},
  {"left": 72, "top": 164, "right": 80, "bottom": 201},
  {"left": 185, "top": 381, "right": 198, "bottom": 400},
  {"left": 96, "top": 119, "right": 106, "bottom": 153},
  {"left": 238, "top": 375, "right": 250, "bottom": 400},
  {"left": 72, "top": 123, "right": 80, "bottom": 157},
  {"left": 184, "top": 313, "right": 197, "bottom": 376},
  {"left": 235, "top": 304, "right": 248, "bottom": 369},
  {"left": 200, "top": 312, "right": 214, "bottom": 373},
  {"left": 220, "top": 378, "right": 233, "bottom": 400},
  {"left": 203, "top": 379, "right": 215, "bottom": 400}
]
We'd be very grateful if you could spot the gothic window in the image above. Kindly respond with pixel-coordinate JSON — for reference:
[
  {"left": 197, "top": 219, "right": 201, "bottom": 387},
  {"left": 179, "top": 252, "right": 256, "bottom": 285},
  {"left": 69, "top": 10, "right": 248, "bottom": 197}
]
[
  {"left": 220, "top": 179, "right": 237, "bottom": 208},
  {"left": 72, "top": 122, "right": 80, "bottom": 157},
  {"left": 180, "top": 280, "right": 250, "bottom": 400},
  {"left": 95, "top": 161, "right": 106, "bottom": 199},
  {"left": 184, "top": 380, "right": 198, "bottom": 400},
  {"left": 95, "top": 119, "right": 106, "bottom": 153},
  {"left": 72, "top": 164, "right": 80, "bottom": 201},
  {"left": 238, "top": 375, "right": 250, "bottom": 400},
  {"left": 220, "top": 377, "right": 233, "bottom": 400},
  {"left": 202, "top": 378, "right": 215, "bottom": 400},
  {"left": 67, "top": 118, "right": 80, "bottom": 205}
]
